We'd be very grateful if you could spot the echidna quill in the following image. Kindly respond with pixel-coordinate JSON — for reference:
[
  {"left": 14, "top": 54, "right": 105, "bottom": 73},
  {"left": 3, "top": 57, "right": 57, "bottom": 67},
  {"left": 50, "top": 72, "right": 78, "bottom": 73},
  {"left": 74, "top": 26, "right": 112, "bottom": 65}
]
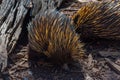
[
  {"left": 28, "top": 10, "right": 84, "bottom": 66},
  {"left": 72, "top": 1, "right": 120, "bottom": 40}
]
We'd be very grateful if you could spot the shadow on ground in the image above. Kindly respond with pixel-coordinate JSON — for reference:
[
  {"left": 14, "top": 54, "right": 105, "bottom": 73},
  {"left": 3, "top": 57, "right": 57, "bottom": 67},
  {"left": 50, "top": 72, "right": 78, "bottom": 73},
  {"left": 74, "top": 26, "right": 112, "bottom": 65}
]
[{"left": 28, "top": 49, "right": 84, "bottom": 80}]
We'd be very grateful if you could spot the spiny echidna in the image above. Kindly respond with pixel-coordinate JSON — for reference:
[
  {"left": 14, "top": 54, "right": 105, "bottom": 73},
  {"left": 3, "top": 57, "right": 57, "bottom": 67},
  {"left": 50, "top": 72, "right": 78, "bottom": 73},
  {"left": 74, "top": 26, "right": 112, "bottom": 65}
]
[
  {"left": 28, "top": 10, "right": 84, "bottom": 65},
  {"left": 72, "top": 1, "right": 120, "bottom": 40}
]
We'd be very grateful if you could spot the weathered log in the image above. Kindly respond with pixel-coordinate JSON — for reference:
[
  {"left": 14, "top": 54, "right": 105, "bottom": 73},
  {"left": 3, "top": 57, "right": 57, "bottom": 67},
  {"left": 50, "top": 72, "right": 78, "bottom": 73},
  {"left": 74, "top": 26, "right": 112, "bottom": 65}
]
[
  {"left": 0, "top": 0, "right": 32, "bottom": 72},
  {"left": 0, "top": 0, "right": 64, "bottom": 72},
  {"left": 31, "top": 0, "right": 64, "bottom": 17}
]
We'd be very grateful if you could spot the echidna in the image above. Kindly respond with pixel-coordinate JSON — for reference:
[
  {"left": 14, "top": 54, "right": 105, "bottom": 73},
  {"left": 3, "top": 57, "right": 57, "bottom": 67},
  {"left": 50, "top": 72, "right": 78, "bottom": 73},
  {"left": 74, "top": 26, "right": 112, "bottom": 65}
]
[
  {"left": 72, "top": 1, "right": 120, "bottom": 40},
  {"left": 28, "top": 10, "right": 84, "bottom": 65}
]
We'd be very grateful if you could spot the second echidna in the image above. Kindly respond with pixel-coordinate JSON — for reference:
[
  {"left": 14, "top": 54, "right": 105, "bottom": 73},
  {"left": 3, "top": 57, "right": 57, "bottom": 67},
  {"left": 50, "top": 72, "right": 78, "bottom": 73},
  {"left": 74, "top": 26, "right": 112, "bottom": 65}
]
[
  {"left": 72, "top": 1, "right": 120, "bottom": 40},
  {"left": 28, "top": 10, "right": 84, "bottom": 65}
]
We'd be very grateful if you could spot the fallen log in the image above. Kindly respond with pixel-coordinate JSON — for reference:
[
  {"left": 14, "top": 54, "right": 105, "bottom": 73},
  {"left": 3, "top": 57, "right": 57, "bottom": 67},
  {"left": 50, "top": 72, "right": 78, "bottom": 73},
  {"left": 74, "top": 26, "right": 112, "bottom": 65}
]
[{"left": 0, "top": 0, "right": 32, "bottom": 71}]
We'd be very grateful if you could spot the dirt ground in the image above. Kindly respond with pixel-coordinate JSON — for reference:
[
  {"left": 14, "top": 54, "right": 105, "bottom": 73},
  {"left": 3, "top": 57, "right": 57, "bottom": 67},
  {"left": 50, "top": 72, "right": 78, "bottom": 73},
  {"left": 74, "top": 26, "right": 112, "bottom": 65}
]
[{"left": 0, "top": 0, "right": 120, "bottom": 80}]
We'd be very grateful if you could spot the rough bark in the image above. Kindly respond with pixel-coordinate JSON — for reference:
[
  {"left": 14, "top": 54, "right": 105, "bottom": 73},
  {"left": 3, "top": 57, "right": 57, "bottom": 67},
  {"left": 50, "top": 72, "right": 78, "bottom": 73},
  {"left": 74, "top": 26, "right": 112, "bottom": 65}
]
[
  {"left": 0, "top": 0, "right": 32, "bottom": 72},
  {"left": 31, "top": 0, "right": 63, "bottom": 17}
]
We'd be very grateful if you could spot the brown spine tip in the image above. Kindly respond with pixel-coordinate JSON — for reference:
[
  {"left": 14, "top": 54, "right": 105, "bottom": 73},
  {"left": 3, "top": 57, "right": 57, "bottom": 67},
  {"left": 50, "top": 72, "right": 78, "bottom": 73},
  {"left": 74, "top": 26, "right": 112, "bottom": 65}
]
[{"left": 72, "top": 1, "right": 120, "bottom": 40}]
